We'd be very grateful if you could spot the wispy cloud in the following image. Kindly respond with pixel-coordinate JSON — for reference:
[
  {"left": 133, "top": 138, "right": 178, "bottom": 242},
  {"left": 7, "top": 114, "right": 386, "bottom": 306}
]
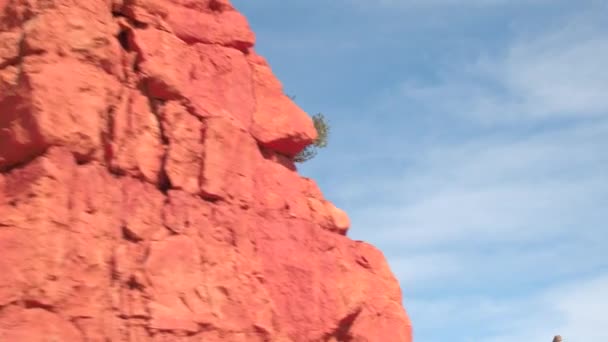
[
  {"left": 407, "top": 274, "right": 608, "bottom": 342},
  {"left": 349, "top": 0, "right": 551, "bottom": 8},
  {"left": 398, "top": 6, "right": 608, "bottom": 124},
  {"left": 482, "top": 274, "right": 608, "bottom": 342},
  {"left": 343, "top": 0, "right": 569, "bottom": 15},
  {"left": 345, "top": 117, "right": 608, "bottom": 246}
]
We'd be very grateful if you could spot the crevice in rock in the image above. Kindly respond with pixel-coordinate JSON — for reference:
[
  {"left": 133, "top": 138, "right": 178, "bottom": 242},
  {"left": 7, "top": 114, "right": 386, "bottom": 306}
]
[
  {"left": 126, "top": 275, "right": 145, "bottom": 291},
  {"left": 0, "top": 145, "right": 49, "bottom": 174},
  {"left": 259, "top": 145, "right": 297, "bottom": 172},
  {"left": 175, "top": 33, "right": 252, "bottom": 53},
  {"left": 178, "top": 294, "right": 193, "bottom": 313},
  {"left": 150, "top": 97, "right": 172, "bottom": 194},
  {"left": 110, "top": 254, "right": 119, "bottom": 285},
  {"left": 108, "top": 166, "right": 127, "bottom": 178},
  {"left": 122, "top": 226, "right": 143, "bottom": 243},
  {"left": 117, "top": 28, "right": 131, "bottom": 52},
  {"left": 0, "top": 55, "right": 21, "bottom": 70},
  {"left": 228, "top": 41, "right": 253, "bottom": 54},
  {"left": 73, "top": 151, "right": 95, "bottom": 165},
  {"left": 199, "top": 192, "right": 222, "bottom": 203},
  {"left": 208, "top": 0, "right": 223, "bottom": 12},
  {"left": 119, "top": 313, "right": 150, "bottom": 321},
  {"left": 101, "top": 101, "right": 117, "bottom": 169},
  {"left": 355, "top": 255, "right": 372, "bottom": 270},
  {"left": 106, "top": 14, "right": 175, "bottom": 192},
  {"left": 105, "top": 15, "right": 132, "bottom": 174},
  {"left": 322, "top": 308, "right": 362, "bottom": 342},
  {"left": 157, "top": 156, "right": 172, "bottom": 194},
  {"left": 132, "top": 72, "right": 173, "bottom": 194},
  {"left": 23, "top": 299, "right": 56, "bottom": 312},
  {"left": 252, "top": 324, "right": 273, "bottom": 341},
  {"left": 111, "top": 6, "right": 148, "bottom": 30}
]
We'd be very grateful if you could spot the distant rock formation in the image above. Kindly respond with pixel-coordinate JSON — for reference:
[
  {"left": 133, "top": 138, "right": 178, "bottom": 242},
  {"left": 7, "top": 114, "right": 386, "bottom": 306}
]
[{"left": 0, "top": 0, "right": 413, "bottom": 340}]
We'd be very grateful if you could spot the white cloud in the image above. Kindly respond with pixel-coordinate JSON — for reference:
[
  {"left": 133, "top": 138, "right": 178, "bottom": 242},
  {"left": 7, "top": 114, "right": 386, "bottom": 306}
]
[
  {"left": 347, "top": 117, "right": 608, "bottom": 247},
  {"left": 481, "top": 274, "right": 608, "bottom": 342},
  {"left": 343, "top": 118, "right": 608, "bottom": 341},
  {"left": 405, "top": 293, "right": 557, "bottom": 342},
  {"left": 348, "top": 0, "right": 552, "bottom": 9},
  {"left": 338, "top": 6, "right": 608, "bottom": 250},
  {"left": 398, "top": 7, "right": 608, "bottom": 124},
  {"left": 389, "top": 252, "right": 466, "bottom": 284},
  {"left": 390, "top": 238, "right": 608, "bottom": 295},
  {"left": 403, "top": 274, "right": 608, "bottom": 342},
  {"left": 547, "top": 275, "right": 608, "bottom": 341}
]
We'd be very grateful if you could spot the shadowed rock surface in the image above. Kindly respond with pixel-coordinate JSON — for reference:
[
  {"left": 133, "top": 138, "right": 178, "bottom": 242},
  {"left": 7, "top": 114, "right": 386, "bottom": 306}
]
[{"left": 0, "top": 1, "right": 413, "bottom": 341}]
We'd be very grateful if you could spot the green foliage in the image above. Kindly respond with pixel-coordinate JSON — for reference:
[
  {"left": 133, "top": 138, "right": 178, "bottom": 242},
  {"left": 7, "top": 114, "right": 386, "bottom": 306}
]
[{"left": 294, "top": 113, "right": 330, "bottom": 163}]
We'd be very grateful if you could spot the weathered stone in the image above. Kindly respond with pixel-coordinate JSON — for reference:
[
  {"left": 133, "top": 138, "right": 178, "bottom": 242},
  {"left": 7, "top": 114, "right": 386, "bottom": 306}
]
[
  {"left": 0, "top": 59, "right": 121, "bottom": 170},
  {"left": 132, "top": 28, "right": 255, "bottom": 128},
  {"left": 200, "top": 116, "right": 259, "bottom": 204},
  {"left": 159, "top": 101, "right": 204, "bottom": 194},
  {"left": 110, "top": 89, "right": 164, "bottom": 183},
  {"left": 249, "top": 61, "right": 318, "bottom": 156},
  {"left": 0, "top": 307, "right": 83, "bottom": 341},
  {"left": 122, "top": 0, "right": 253, "bottom": 49},
  {"left": 0, "top": 1, "right": 412, "bottom": 341}
]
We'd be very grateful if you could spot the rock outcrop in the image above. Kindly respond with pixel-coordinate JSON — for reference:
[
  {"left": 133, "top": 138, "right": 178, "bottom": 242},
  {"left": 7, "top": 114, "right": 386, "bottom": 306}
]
[{"left": 0, "top": 1, "right": 413, "bottom": 341}]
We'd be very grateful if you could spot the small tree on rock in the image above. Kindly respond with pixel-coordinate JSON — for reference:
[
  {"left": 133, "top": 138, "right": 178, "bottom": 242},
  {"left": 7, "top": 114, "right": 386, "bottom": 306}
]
[{"left": 294, "top": 113, "right": 330, "bottom": 163}]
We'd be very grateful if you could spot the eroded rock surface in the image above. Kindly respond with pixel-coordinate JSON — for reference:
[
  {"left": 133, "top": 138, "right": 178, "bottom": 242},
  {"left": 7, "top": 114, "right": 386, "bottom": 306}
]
[{"left": 0, "top": 1, "right": 412, "bottom": 341}]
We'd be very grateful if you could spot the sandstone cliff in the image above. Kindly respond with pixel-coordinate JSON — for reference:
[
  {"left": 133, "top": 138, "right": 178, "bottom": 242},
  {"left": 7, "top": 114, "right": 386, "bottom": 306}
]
[{"left": 0, "top": 1, "right": 413, "bottom": 341}]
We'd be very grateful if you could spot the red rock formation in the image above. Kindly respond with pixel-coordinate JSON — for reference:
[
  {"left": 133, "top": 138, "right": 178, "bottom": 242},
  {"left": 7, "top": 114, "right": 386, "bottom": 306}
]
[{"left": 0, "top": 1, "right": 413, "bottom": 341}]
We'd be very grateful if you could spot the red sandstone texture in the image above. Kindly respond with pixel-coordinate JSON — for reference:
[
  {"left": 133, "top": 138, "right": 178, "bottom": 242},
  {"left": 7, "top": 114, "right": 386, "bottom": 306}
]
[{"left": 0, "top": 1, "right": 413, "bottom": 341}]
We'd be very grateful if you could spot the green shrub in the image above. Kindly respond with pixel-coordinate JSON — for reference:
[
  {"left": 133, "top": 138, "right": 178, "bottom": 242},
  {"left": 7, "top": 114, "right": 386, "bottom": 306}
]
[{"left": 294, "top": 112, "right": 330, "bottom": 163}]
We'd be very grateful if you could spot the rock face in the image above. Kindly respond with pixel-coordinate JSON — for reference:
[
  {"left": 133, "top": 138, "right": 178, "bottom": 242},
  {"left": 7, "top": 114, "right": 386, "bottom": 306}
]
[{"left": 0, "top": 1, "right": 413, "bottom": 341}]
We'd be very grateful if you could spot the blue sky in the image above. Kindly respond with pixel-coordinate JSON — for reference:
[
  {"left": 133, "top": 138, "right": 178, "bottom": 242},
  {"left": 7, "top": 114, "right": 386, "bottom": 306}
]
[{"left": 232, "top": 1, "right": 608, "bottom": 341}]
